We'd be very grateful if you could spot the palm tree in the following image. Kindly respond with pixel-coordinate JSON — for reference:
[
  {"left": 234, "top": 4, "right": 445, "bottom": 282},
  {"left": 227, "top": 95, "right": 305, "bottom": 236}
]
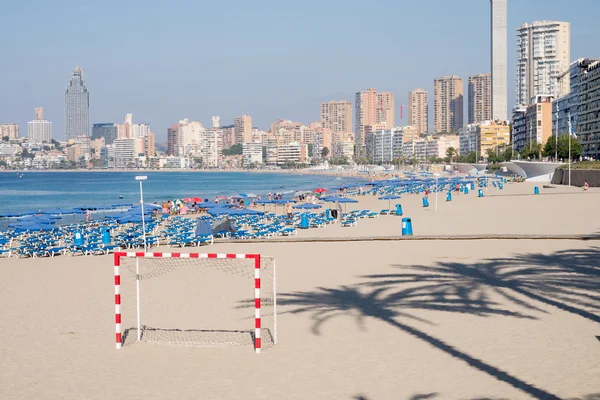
[{"left": 446, "top": 147, "right": 456, "bottom": 164}]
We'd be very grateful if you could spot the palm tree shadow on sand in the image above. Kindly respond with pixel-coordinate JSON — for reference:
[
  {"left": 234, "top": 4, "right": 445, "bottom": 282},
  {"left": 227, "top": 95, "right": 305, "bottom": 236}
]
[{"left": 279, "top": 247, "right": 600, "bottom": 400}]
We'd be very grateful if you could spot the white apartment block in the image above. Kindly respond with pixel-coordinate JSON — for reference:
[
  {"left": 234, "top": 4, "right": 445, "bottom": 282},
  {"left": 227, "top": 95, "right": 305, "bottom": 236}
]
[
  {"left": 516, "top": 20, "right": 570, "bottom": 106},
  {"left": 176, "top": 119, "right": 205, "bottom": 157},
  {"left": 27, "top": 120, "right": 52, "bottom": 143},
  {"left": 459, "top": 124, "right": 479, "bottom": 156},
  {"left": 366, "top": 129, "right": 404, "bottom": 163},
  {"left": 113, "top": 138, "right": 137, "bottom": 167},
  {"left": 201, "top": 129, "right": 223, "bottom": 168},
  {"left": 243, "top": 142, "right": 263, "bottom": 166},
  {"left": 265, "top": 142, "right": 307, "bottom": 165}
]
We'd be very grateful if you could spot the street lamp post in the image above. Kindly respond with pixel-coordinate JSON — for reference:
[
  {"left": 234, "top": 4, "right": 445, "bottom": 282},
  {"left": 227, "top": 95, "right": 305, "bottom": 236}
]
[
  {"left": 134, "top": 175, "right": 147, "bottom": 343},
  {"left": 135, "top": 176, "right": 148, "bottom": 251},
  {"left": 434, "top": 173, "right": 440, "bottom": 212}
]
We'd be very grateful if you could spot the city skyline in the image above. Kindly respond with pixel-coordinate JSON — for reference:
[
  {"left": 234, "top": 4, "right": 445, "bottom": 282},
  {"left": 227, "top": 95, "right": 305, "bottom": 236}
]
[{"left": 1, "top": 0, "right": 599, "bottom": 141}]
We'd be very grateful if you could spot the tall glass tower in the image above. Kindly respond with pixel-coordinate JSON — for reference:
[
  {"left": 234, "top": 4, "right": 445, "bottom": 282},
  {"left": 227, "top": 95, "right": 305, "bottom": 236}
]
[{"left": 64, "top": 66, "right": 89, "bottom": 141}]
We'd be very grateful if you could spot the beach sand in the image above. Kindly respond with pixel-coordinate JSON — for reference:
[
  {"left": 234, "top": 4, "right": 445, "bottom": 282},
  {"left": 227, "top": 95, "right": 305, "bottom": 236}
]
[{"left": 1, "top": 181, "right": 599, "bottom": 400}]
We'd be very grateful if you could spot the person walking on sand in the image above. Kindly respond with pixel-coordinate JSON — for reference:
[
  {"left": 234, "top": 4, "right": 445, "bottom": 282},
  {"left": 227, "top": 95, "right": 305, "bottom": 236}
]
[
  {"left": 286, "top": 202, "right": 293, "bottom": 219},
  {"left": 85, "top": 209, "right": 91, "bottom": 223}
]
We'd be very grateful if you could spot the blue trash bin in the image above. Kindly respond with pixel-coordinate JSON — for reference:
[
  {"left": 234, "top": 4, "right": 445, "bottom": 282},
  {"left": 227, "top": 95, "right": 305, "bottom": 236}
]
[
  {"left": 464, "top": 186, "right": 469, "bottom": 194},
  {"left": 395, "top": 204, "right": 403, "bottom": 216},
  {"left": 470, "top": 182, "right": 475, "bottom": 190},
  {"left": 422, "top": 197, "right": 429, "bottom": 207},
  {"left": 534, "top": 186, "right": 539, "bottom": 195},
  {"left": 401, "top": 217, "right": 413, "bottom": 236},
  {"left": 446, "top": 192, "right": 452, "bottom": 202},
  {"left": 499, "top": 183, "right": 503, "bottom": 190},
  {"left": 300, "top": 214, "right": 309, "bottom": 229},
  {"left": 478, "top": 189, "right": 484, "bottom": 197},
  {"left": 459, "top": 185, "right": 464, "bottom": 193},
  {"left": 101, "top": 228, "right": 111, "bottom": 244},
  {"left": 74, "top": 231, "right": 84, "bottom": 246}
]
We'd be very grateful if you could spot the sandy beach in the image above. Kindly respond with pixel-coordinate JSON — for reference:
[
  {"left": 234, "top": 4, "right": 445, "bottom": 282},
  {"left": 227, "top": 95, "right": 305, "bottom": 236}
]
[{"left": 1, "top": 180, "right": 599, "bottom": 400}]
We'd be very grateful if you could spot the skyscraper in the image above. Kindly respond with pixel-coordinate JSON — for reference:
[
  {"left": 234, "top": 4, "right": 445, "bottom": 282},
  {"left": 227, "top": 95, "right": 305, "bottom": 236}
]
[
  {"left": 64, "top": 66, "right": 90, "bottom": 141},
  {"left": 490, "top": 0, "right": 507, "bottom": 121},
  {"left": 355, "top": 88, "right": 395, "bottom": 149},
  {"left": 320, "top": 100, "right": 352, "bottom": 136},
  {"left": 434, "top": 76, "right": 464, "bottom": 134},
  {"left": 408, "top": 89, "right": 428, "bottom": 134},
  {"left": 234, "top": 114, "right": 252, "bottom": 144},
  {"left": 516, "top": 21, "right": 570, "bottom": 106},
  {"left": 468, "top": 73, "right": 492, "bottom": 124}
]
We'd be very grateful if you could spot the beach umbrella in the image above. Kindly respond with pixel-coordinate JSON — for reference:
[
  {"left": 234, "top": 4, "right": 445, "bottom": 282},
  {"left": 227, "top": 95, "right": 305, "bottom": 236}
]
[
  {"left": 313, "top": 188, "right": 327, "bottom": 193},
  {"left": 293, "top": 203, "right": 322, "bottom": 209},
  {"left": 206, "top": 207, "right": 263, "bottom": 216},
  {"left": 378, "top": 194, "right": 402, "bottom": 210},
  {"left": 183, "top": 197, "right": 202, "bottom": 203}
]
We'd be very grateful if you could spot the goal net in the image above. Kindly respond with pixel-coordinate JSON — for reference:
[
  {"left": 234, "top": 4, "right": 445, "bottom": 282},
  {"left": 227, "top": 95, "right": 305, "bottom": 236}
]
[{"left": 114, "top": 252, "right": 276, "bottom": 353}]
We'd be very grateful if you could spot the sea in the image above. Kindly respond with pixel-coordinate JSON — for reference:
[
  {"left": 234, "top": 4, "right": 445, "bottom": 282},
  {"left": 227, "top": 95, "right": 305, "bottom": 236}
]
[{"left": 0, "top": 171, "right": 360, "bottom": 215}]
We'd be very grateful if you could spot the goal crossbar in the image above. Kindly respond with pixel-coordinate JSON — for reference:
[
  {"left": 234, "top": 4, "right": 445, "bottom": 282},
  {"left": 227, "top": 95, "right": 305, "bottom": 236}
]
[{"left": 114, "top": 251, "right": 273, "bottom": 353}]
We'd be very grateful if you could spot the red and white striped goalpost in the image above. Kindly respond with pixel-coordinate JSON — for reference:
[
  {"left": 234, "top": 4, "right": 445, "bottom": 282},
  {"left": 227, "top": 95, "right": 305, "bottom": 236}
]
[{"left": 114, "top": 252, "right": 269, "bottom": 353}]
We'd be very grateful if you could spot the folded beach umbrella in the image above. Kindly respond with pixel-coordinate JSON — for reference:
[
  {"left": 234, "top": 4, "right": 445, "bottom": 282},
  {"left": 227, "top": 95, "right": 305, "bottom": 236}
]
[
  {"left": 378, "top": 194, "right": 402, "bottom": 210},
  {"left": 293, "top": 203, "right": 322, "bottom": 209}
]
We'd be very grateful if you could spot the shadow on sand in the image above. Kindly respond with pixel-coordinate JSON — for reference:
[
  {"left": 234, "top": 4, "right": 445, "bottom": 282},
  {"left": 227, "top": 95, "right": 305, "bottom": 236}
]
[{"left": 280, "top": 247, "right": 600, "bottom": 400}]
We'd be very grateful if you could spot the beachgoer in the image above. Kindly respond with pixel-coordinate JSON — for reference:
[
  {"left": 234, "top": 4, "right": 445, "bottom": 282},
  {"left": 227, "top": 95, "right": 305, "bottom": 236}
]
[
  {"left": 425, "top": 187, "right": 429, "bottom": 197},
  {"left": 286, "top": 202, "right": 293, "bottom": 219},
  {"left": 85, "top": 209, "right": 91, "bottom": 223},
  {"left": 583, "top": 180, "right": 589, "bottom": 191},
  {"left": 455, "top": 183, "right": 460, "bottom": 193}
]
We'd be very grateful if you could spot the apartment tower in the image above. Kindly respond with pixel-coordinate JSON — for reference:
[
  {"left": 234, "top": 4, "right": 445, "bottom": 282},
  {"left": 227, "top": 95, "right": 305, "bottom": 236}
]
[
  {"left": 434, "top": 76, "right": 464, "bottom": 134},
  {"left": 468, "top": 73, "right": 492, "bottom": 124},
  {"left": 516, "top": 21, "right": 570, "bottom": 105},
  {"left": 320, "top": 100, "right": 352, "bottom": 136},
  {"left": 408, "top": 88, "right": 428, "bottom": 134},
  {"left": 234, "top": 114, "right": 252, "bottom": 144},
  {"left": 490, "top": 0, "right": 507, "bottom": 121},
  {"left": 355, "top": 88, "right": 395, "bottom": 148}
]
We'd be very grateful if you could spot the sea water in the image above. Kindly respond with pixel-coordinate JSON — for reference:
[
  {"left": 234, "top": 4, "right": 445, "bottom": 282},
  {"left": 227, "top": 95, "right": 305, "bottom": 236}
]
[{"left": 0, "top": 171, "right": 359, "bottom": 214}]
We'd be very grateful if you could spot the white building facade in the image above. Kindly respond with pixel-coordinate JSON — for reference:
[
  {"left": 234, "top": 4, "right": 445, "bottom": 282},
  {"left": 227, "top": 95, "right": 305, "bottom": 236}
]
[
  {"left": 516, "top": 21, "right": 570, "bottom": 106},
  {"left": 27, "top": 120, "right": 52, "bottom": 143}
]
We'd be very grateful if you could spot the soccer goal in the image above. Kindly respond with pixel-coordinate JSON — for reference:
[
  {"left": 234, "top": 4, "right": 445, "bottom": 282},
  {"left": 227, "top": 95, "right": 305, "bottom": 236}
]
[{"left": 113, "top": 252, "right": 276, "bottom": 353}]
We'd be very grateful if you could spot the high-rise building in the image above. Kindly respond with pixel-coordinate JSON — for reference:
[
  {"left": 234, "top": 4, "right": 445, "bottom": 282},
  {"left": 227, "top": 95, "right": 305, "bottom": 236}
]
[
  {"left": 434, "top": 76, "right": 464, "bottom": 134},
  {"left": 408, "top": 89, "right": 428, "bottom": 134},
  {"left": 516, "top": 21, "right": 570, "bottom": 106},
  {"left": 144, "top": 133, "right": 155, "bottom": 158},
  {"left": 212, "top": 116, "right": 220, "bottom": 128},
  {"left": 92, "top": 123, "right": 118, "bottom": 145},
  {"left": 355, "top": 88, "right": 395, "bottom": 149},
  {"left": 320, "top": 100, "right": 352, "bottom": 136},
  {"left": 490, "top": 0, "right": 507, "bottom": 121},
  {"left": 468, "top": 73, "right": 492, "bottom": 124},
  {"left": 34, "top": 107, "right": 44, "bottom": 121},
  {"left": 64, "top": 66, "right": 90, "bottom": 141},
  {"left": 0, "top": 124, "right": 19, "bottom": 140},
  {"left": 234, "top": 114, "right": 252, "bottom": 144},
  {"left": 28, "top": 111, "right": 52, "bottom": 144},
  {"left": 167, "top": 124, "right": 178, "bottom": 155}
]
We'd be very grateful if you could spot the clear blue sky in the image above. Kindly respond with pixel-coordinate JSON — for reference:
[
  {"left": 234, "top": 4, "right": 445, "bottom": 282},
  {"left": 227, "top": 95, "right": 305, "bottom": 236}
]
[{"left": 1, "top": 0, "right": 599, "bottom": 141}]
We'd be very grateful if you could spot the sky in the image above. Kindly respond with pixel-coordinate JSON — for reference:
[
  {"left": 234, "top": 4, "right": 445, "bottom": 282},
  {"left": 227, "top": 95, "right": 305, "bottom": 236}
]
[{"left": 1, "top": 0, "right": 599, "bottom": 141}]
